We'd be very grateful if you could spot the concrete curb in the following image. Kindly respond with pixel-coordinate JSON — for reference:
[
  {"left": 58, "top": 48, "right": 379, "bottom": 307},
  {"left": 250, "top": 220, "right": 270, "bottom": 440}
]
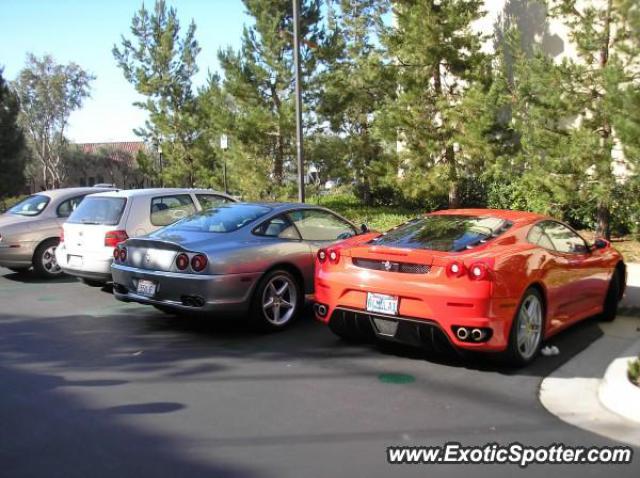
[
  {"left": 598, "top": 341, "right": 640, "bottom": 424},
  {"left": 539, "top": 316, "right": 640, "bottom": 447},
  {"left": 540, "top": 377, "right": 640, "bottom": 447}
]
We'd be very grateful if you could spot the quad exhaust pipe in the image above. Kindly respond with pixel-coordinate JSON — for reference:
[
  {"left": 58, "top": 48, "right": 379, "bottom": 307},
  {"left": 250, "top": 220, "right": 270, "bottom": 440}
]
[
  {"left": 181, "top": 295, "right": 205, "bottom": 307},
  {"left": 314, "top": 303, "right": 328, "bottom": 318},
  {"left": 471, "top": 328, "right": 484, "bottom": 341},
  {"left": 456, "top": 327, "right": 469, "bottom": 340},
  {"left": 455, "top": 326, "right": 488, "bottom": 342}
]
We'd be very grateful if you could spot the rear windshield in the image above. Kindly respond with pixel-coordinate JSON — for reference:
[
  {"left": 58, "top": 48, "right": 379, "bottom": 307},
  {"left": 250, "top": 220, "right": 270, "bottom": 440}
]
[
  {"left": 8, "top": 195, "right": 50, "bottom": 216},
  {"left": 370, "top": 215, "right": 512, "bottom": 252},
  {"left": 161, "top": 204, "right": 271, "bottom": 234},
  {"left": 67, "top": 196, "right": 127, "bottom": 226}
]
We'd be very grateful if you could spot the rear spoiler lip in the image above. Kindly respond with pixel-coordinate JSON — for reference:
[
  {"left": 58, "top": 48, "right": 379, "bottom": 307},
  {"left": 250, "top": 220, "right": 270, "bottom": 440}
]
[{"left": 123, "top": 238, "right": 187, "bottom": 252}]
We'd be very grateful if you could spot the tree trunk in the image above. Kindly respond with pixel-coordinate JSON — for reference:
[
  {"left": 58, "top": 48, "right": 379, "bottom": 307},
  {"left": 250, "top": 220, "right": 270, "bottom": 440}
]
[
  {"left": 446, "top": 145, "right": 460, "bottom": 208},
  {"left": 595, "top": 0, "right": 612, "bottom": 241},
  {"left": 274, "top": 128, "right": 284, "bottom": 185},
  {"left": 596, "top": 202, "right": 611, "bottom": 240}
]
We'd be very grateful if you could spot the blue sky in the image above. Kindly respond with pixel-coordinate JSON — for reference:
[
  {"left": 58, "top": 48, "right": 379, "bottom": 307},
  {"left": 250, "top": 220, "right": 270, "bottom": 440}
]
[{"left": 0, "top": 0, "right": 248, "bottom": 143}]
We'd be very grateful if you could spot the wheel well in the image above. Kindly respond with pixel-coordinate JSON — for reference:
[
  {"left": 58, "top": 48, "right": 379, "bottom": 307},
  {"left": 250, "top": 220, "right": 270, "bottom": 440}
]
[
  {"left": 526, "top": 282, "right": 547, "bottom": 317},
  {"left": 615, "top": 261, "right": 626, "bottom": 300},
  {"left": 262, "top": 262, "right": 305, "bottom": 294}
]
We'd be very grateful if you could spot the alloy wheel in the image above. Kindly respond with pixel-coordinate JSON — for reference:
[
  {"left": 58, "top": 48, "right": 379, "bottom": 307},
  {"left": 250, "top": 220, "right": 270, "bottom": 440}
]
[
  {"left": 261, "top": 274, "right": 297, "bottom": 326},
  {"left": 42, "top": 245, "right": 61, "bottom": 275},
  {"left": 516, "top": 293, "right": 543, "bottom": 360}
]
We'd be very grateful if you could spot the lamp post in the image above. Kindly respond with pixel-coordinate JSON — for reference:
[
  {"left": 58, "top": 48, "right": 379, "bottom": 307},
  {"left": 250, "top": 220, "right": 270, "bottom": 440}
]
[
  {"left": 219, "top": 134, "right": 229, "bottom": 194},
  {"left": 292, "top": 0, "right": 305, "bottom": 203},
  {"left": 157, "top": 142, "right": 164, "bottom": 188}
]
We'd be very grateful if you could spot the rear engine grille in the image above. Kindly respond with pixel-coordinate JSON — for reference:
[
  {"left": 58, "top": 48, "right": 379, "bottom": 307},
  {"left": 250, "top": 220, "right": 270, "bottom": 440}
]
[{"left": 352, "top": 258, "right": 431, "bottom": 274}]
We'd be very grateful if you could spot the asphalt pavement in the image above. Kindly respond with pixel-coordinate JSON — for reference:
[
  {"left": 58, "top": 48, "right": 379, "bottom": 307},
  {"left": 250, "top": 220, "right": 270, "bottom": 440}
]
[{"left": 0, "top": 267, "right": 638, "bottom": 478}]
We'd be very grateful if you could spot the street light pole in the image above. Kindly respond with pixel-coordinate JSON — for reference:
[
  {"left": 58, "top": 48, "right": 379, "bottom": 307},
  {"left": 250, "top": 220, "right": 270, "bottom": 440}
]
[
  {"left": 292, "top": 0, "right": 305, "bottom": 203},
  {"left": 157, "top": 143, "right": 164, "bottom": 188},
  {"left": 220, "top": 134, "right": 229, "bottom": 194}
]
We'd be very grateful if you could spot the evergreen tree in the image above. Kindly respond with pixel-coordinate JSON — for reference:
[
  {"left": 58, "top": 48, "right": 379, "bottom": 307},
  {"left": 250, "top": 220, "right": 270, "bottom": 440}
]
[
  {"left": 549, "top": 0, "right": 640, "bottom": 238},
  {"left": 317, "top": 0, "right": 395, "bottom": 205},
  {"left": 379, "top": 0, "right": 490, "bottom": 208},
  {"left": 113, "top": 0, "right": 203, "bottom": 187},
  {"left": 482, "top": 28, "right": 578, "bottom": 215},
  {"left": 216, "top": 0, "right": 325, "bottom": 197},
  {"left": 0, "top": 69, "right": 26, "bottom": 196}
]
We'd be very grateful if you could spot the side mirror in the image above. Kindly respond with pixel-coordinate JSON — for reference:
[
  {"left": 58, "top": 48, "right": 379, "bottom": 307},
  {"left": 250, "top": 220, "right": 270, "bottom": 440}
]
[
  {"left": 593, "top": 238, "right": 610, "bottom": 250},
  {"left": 360, "top": 223, "right": 369, "bottom": 234}
]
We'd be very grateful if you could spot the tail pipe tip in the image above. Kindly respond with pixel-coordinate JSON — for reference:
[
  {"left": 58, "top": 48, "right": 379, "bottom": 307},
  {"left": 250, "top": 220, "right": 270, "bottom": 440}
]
[
  {"left": 456, "top": 327, "right": 469, "bottom": 340},
  {"left": 471, "top": 328, "right": 485, "bottom": 341}
]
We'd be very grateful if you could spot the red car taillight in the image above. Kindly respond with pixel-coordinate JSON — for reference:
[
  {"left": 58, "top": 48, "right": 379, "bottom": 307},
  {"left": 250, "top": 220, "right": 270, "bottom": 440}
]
[
  {"left": 176, "top": 253, "right": 189, "bottom": 271},
  {"left": 105, "top": 230, "right": 128, "bottom": 248},
  {"left": 328, "top": 248, "right": 340, "bottom": 264},
  {"left": 59, "top": 228, "right": 65, "bottom": 243},
  {"left": 446, "top": 260, "right": 466, "bottom": 278},
  {"left": 191, "top": 254, "right": 208, "bottom": 272},
  {"left": 119, "top": 247, "right": 127, "bottom": 262},
  {"left": 113, "top": 248, "right": 120, "bottom": 261},
  {"left": 317, "top": 249, "right": 327, "bottom": 263},
  {"left": 468, "top": 262, "right": 491, "bottom": 281}
]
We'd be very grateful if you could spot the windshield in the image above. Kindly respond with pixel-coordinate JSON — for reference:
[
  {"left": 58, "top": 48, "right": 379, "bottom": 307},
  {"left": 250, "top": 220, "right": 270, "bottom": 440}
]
[
  {"left": 8, "top": 195, "right": 50, "bottom": 216},
  {"left": 67, "top": 197, "right": 127, "bottom": 226},
  {"left": 160, "top": 204, "right": 271, "bottom": 234},
  {"left": 371, "top": 215, "right": 512, "bottom": 252}
]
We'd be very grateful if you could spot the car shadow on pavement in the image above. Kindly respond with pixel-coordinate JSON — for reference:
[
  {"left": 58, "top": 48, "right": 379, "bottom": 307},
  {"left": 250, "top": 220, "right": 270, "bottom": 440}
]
[
  {"left": 0, "top": 365, "right": 262, "bottom": 478},
  {"left": 133, "top": 304, "right": 609, "bottom": 379},
  {"left": 1, "top": 270, "right": 79, "bottom": 284},
  {"left": 364, "top": 315, "right": 608, "bottom": 379}
]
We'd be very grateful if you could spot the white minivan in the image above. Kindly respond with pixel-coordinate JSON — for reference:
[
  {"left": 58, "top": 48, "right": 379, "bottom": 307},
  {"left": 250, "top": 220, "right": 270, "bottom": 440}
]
[{"left": 56, "top": 188, "right": 235, "bottom": 286}]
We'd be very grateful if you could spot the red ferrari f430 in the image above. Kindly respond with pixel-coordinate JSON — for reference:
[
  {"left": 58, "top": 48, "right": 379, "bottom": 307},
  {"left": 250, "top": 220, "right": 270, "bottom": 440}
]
[{"left": 314, "top": 209, "right": 626, "bottom": 365}]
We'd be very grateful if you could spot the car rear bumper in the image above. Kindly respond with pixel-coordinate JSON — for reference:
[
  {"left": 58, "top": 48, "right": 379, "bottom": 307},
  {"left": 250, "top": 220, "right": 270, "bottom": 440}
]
[
  {"left": 56, "top": 244, "right": 113, "bottom": 281},
  {"left": 314, "top": 268, "right": 517, "bottom": 352},
  {"left": 111, "top": 264, "right": 262, "bottom": 314}
]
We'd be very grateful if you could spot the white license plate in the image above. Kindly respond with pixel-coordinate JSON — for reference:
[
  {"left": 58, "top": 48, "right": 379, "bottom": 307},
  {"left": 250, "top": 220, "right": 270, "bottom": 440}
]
[
  {"left": 136, "top": 279, "right": 157, "bottom": 297},
  {"left": 68, "top": 255, "right": 83, "bottom": 268},
  {"left": 366, "top": 292, "right": 398, "bottom": 316}
]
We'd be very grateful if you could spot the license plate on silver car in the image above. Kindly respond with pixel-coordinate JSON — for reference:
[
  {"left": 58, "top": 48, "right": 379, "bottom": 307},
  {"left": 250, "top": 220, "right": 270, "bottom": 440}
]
[
  {"left": 136, "top": 279, "right": 157, "bottom": 297},
  {"left": 366, "top": 292, "right": 398, "bottom": 316}
]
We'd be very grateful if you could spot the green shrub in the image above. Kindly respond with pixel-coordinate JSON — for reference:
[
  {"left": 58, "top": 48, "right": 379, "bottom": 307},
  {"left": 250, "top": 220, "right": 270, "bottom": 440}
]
[
  {"left": 629, "top": 356, "right": 640, "bottom": 387},
  {"left": 313, "top": 192, "right": 416, "bottom": 231},
  {"left": 0, "top": 194, "right": 27, "bottom": 213}
]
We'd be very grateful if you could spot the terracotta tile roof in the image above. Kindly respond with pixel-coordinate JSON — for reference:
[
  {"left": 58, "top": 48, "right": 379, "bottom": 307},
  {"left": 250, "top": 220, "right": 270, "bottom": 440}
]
[{"left": 74, "top": 141, "right": 148, "bottom": 164}]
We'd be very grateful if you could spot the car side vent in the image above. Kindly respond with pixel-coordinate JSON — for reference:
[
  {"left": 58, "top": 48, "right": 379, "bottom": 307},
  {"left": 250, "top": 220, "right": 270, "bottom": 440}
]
[{"left": 352, "top": 258, "right": 431, "bottom": 274}]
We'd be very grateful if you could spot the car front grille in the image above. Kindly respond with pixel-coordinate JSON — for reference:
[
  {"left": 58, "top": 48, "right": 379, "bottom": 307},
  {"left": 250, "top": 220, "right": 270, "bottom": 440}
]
[{"left": 352, "top": 258, "right": 431, "bottom": 274}]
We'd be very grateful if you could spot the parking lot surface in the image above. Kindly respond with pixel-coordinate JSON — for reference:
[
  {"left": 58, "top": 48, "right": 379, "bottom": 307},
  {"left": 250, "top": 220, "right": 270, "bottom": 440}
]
[{"left": 0, "top": 267, "right": 637, "bottom": 477}]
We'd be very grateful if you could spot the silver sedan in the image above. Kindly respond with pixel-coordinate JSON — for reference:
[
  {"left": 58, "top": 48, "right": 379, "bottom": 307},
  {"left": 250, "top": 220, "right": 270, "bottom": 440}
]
[
  {"left": 0, "top": 187, "right": 116, "bottom": 277},
  {"left": 111, "top": 203, "right": 364, "bottom": 330}
]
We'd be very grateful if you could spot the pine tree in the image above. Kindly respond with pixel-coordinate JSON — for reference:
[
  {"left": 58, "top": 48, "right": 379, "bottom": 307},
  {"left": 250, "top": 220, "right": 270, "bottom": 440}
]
[
  {"left": 0, "top": 69, "right": 26, "bottom": 196},
  {"left": 481, "top": 27, "right": 579, "bottom": 215},
  {"left": 216, "top": 0, "right": 325, "bottom": 197},
  {"left": 317, "top": 0, "right": 395, "bottom": 205},
  {"left": 113, "top": 0, "right": 202, "bottom": 187},
  {"left": 379, "top": 0, "right": 490, "bottom": 208},
  {"left": 549, "top": 0, "right": 640, "bottom": 238}
]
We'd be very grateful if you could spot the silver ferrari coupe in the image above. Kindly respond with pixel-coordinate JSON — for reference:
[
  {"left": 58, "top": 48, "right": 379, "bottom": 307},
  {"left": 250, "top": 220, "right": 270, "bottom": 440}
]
[{"left": 111, "top": 202, "right": 364, "bottom": 330}]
